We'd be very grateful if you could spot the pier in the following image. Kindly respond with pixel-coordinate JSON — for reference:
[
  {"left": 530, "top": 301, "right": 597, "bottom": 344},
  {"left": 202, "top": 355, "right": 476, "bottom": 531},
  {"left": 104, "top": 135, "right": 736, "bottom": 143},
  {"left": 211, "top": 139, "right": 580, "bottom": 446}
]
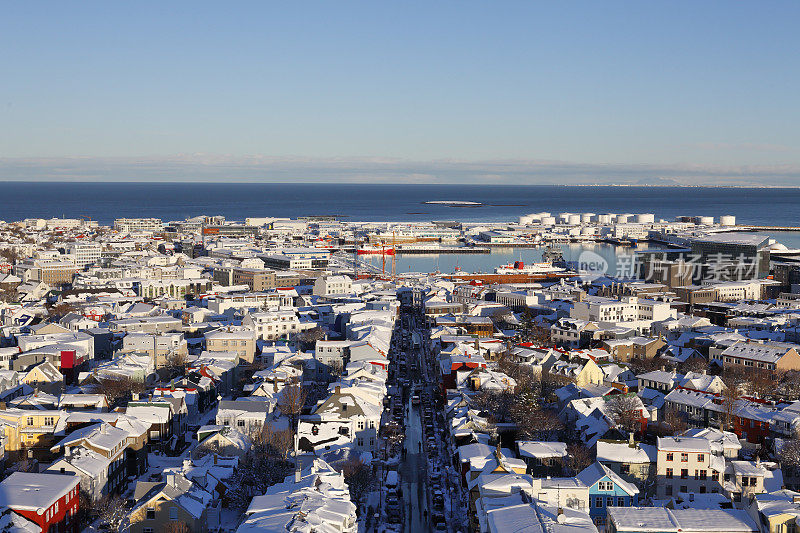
[
  {"left": 396, "top": 246, "right": 490, "bottom": 254},
  {"left": 440, "top": 271, "right": 575, "bottom": 284},
  {"left": 736, "top": 226, "right": 800, "bottom": 232}
]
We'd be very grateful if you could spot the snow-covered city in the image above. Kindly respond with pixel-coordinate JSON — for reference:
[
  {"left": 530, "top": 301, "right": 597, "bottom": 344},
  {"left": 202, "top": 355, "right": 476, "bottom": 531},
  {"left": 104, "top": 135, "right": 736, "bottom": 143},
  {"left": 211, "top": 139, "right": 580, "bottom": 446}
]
[{"left": 0, "top": 213, "right": 800, "bottom": 533}]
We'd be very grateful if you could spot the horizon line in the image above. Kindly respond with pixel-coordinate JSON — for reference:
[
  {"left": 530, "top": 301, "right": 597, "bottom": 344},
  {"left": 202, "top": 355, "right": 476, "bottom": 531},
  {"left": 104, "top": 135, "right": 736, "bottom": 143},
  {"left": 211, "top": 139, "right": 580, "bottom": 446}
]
[{"left": 0, "top": 180, "right": 799, "bottom": 189}]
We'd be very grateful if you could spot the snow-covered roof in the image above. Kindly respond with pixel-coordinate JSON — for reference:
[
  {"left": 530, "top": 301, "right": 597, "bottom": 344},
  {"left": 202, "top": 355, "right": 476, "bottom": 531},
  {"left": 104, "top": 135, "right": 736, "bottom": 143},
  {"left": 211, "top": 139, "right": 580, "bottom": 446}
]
[
  {"left": 576, "top": 461, "right": 638, "bottom": 496},
  {"left": 0, "top": 472, "right": 78, "bottom": 511},
  {"left": 516, "top": 441, "right": 568, "bottom": 459},
  {"left": 607, "top": 507, "right": 758, "bottom": 532},
  {"left": 596, "top": 440, "right": 656, "bottom": 464}
]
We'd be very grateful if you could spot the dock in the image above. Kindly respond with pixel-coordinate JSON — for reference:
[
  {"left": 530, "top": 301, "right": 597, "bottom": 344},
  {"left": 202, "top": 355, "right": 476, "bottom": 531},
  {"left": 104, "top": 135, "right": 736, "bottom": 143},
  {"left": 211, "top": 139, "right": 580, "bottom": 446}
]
[
  {"left": 735, "top": 226, "right": 800, "bottom": 232},
  {"left": 440, "top": 271, "right": 575, "bottom": 284},
  {"left": 396, "top": 246, "right": 490, "bottom": 254}
]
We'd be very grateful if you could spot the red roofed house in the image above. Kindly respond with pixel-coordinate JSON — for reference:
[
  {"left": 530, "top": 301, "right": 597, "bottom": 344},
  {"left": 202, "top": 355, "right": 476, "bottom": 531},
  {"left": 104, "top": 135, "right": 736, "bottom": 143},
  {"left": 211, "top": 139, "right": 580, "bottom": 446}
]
[{"left": 0, "top": 472, "right": 80, "bottom": 533}]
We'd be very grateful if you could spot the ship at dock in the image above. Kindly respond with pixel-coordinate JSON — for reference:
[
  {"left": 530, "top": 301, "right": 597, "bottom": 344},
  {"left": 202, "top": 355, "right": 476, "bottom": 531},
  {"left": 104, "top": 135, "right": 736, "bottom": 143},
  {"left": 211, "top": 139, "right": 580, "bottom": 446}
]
[
  {"left": 493, "top": 260, "right": 565, "bottom": 275},
  {"left": 356, "top": 244, "right": 395, "bottom": 255}
]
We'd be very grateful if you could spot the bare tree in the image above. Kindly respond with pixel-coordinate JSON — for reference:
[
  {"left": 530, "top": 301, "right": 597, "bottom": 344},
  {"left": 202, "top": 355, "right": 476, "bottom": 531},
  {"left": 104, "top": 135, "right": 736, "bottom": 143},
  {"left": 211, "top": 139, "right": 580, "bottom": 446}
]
[
  {"left": 252, "top": 423, "right": 294, "bottom": 460},
  {"left": 0, "top": 289, "right": 16, "bottom": 303},
  {"left": 164, "top": 522, "right": 191, "bottom": 533},
  {"left": 163, "top": 351, "right": 188, "bottom": 377},
  {"left": 539, "top": 371, "right": 573, "bottom": 402},
  {"left": 659, "top": 407, "right": 688, "bottom": 436},
  {"left": 0, "top": 248, "right": 19, "bottom": 264},
  {"left": 746, "top": 370, "right": 775, "bottom": 399},
  {"left": 277, "top": 379, "right": 307, "bottom": 433},
  {"left": 678, "top": 357, "right": 709, "bottom": 375},
  {"left": 779, "top": 436, "right": 800, "bottom": 479},
  {"left": 296, "top": 327, "right": 327, "bottom": 350},
  {"left": 565, "top": 443, "right": 593, "bottom": 475},
  {"left": 94, "top": 494, "right": 128, "bottom": 530},
  {"left": 48, "top": 302, "right": 75, "bottom": 317},
  {"left": 628, "top": 356, "right": 670, "bottom": 375},
  {"left": 606, "top": 394, "right": 642, "bottom": 435},
  {"left": 339, "top": 459, "right": 374, "bottom": 506},
  {"left": 226, "top": 452, "right": 293, "bottom": 510},
  {"left": 98, "top": 377, "right": 146, "bottom": 406},
  {"left": 719, "top": 381, "right": 740, "bottom": 432}
]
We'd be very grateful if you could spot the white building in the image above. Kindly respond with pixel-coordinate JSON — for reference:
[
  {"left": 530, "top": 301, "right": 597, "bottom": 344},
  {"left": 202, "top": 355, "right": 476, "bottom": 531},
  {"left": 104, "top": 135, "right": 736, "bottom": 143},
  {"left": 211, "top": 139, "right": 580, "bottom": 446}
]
[
  {"left": 313, "top": 275, "right": 353, "bottom": 297},
  {"left": 65, "top": 242, "right": 102, "bottom": 268},
  {"left": 113, "top": 217, "right": 163, "bottom": 233},
  {"left": 243, "top": 310, "right": 312, "bottom": 341}
]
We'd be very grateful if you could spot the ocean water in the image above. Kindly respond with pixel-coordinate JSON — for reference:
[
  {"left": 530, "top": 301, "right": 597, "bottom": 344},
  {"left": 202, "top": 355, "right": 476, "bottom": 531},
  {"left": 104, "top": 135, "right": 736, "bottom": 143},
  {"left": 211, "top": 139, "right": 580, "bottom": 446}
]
[
  {"left": 3, "top": 182, "right": 798, "bottom": 274},
  {"left": 1, "top": 182, "right": 800, "bottom": 228},
  {"left": 361, "top": 242, "right": 653, "bottom": 276}
]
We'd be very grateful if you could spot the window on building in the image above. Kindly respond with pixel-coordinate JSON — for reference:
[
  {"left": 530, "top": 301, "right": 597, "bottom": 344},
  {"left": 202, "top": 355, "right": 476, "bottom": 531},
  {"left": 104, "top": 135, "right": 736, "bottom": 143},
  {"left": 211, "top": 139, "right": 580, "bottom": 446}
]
[
  {"left": 617, "top": 497, "right": 625, "bottom": 507},
  {"left": 681, "top": 469, "right": 688, "bottom": 479},
  {"left": 237, "top": 420, "right": 245, "bottom": 427},
  {"left": 595, "top": 497, "right": 603, "bottom": 507},
  {"left": 666, "top": 468, "right": 673, "bottom": 479},
  {"left": 666, "top": 453, "right": 673, "bottom": 461},
  {"left": 697, "top": 453, "right": 705, "bottom": 462},
  {"left": 169, "top": 508, "right": 178, "bottom": 520},
  {"left": 681, "top": 453, "right": 688, "bottom": 462},
  {"left": 146, "top": 508, "right": 155, "bottom": 520},
  {"left": 700, "top": 470, "right": 707, "bottom": 480},
  {"left": 665, "top": 485, "right": 673, "bottom": 496}
]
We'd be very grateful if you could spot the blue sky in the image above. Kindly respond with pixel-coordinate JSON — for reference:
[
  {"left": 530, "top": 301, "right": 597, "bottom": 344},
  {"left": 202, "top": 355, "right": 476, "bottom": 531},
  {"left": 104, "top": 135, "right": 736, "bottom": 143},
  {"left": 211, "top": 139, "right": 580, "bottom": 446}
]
[{"left": 1, "top": 1, "right": 799, "bottom": 184}]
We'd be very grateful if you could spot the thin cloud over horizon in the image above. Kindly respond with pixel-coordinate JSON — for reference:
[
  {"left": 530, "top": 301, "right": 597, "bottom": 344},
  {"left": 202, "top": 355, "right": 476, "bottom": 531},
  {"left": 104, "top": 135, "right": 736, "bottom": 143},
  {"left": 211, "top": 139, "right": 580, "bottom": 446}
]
[{"left": 1, "top": 154, "right": 799, "bottom": 187}]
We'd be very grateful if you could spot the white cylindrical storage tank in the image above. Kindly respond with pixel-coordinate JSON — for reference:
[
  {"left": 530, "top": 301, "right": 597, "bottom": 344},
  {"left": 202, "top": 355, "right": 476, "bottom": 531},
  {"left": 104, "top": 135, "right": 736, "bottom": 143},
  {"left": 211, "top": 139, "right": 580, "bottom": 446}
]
[
  {"left": 581, "top": 226, "right": 595, "bottom": 235},
  {"left": 581, "top": 213, "right": 595, "bottom": 223},
  {"left": 541, "top": 216, "right": 556, "bottom": 226},
  {"left": 596, "top": 214, "right": 612, "bottom": 224},
  {"left": 720, "top": 215, "right": 736, "bottom": 226},
  {"left": 697, "top": 216, "right": 714, "bottom": 226},
  {"left": 567, "top": 214, "right": 581, "bottom": 225},
  {"left": 559, "top": 212, "right": 573, "bottom": 223},
  {"left": 519, "top": 215, "right": 534, "bottom": 225},
  {"left": 636, "top": 213, "right": 655, "bottom": 224},
  {"left": 616, "top": 214, "right": 630, "bottom": 224},
  {"left": 536, "top": 212, "right": 551, "bottom": 219}
]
